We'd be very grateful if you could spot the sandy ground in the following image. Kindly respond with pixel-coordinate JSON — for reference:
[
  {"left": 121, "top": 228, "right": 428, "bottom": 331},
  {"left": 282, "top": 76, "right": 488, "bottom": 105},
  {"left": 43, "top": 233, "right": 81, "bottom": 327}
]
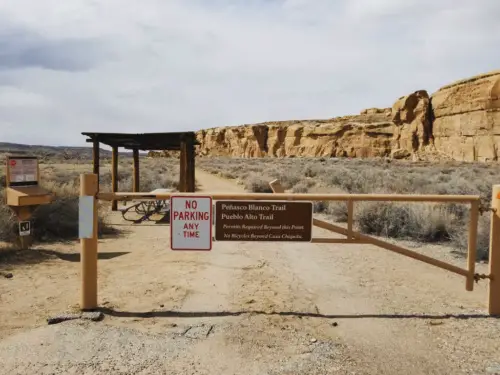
[{"left": 0, "top": 169, "right": 499, "bottom": 374}]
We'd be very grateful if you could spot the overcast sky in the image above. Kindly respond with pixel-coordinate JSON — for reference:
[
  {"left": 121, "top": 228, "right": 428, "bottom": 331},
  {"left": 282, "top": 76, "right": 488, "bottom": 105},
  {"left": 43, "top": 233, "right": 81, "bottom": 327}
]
[{"left": 0, "top": 0, "right": 499, "bottom": 147}]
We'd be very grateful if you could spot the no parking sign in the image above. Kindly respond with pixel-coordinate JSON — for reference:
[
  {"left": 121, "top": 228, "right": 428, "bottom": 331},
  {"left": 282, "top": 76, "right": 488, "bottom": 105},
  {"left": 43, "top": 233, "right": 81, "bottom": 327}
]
[{"left": 170, "top": 196, "right": 212, "bottom": 251}]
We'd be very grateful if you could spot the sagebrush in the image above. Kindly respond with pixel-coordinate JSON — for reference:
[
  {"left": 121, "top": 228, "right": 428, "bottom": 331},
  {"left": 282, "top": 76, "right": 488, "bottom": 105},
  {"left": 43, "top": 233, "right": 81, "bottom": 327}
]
[
  {"left": 0, "top": 157, "right": 181, "bottom": 246},
  {"left": 198, "top": 157, "right": 500, "bottom": 260}
]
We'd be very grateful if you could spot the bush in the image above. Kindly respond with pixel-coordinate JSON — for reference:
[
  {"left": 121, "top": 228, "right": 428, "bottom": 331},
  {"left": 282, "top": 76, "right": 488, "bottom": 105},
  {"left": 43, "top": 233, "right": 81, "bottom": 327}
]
[
  {"left": 244, "top": 174, "right": 273, "bottom": 193},
  {"left": 355, "top": 202, "right": 454, "bottom": 242},
  {"left": 197, "top": 156, "right": 500, "bottom": 261},
  {"left": 450, "top": 214, "right": 491, "bottom": 261},
  {"left": 0, "top": 197, "right": 116, "bottom": 244}
]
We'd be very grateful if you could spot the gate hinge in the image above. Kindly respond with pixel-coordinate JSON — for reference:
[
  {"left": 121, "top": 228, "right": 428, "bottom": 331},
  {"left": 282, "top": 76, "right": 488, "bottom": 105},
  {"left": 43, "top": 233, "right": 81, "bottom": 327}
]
[
  {"left": 478, "top": 203, "right": 497, "bottom": 215},
  {"left": 474, "top": 273, "right": 492, "bottom": 283}
]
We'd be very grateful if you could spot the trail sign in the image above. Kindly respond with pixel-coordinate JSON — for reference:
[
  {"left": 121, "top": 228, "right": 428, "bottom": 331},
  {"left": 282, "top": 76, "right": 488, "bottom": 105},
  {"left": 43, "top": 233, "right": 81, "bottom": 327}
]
[
  {"left": 214, "top": 201, "right": 313, "bottom": 242},
  {"left": 6, "top": 156, "right": 39, "bottom": 187},
  {"left": 19, "top": 221, "right": 31, "bottom": 236},
  {"left": 170, "top": 196, "right": 212, "bottom": 250}
]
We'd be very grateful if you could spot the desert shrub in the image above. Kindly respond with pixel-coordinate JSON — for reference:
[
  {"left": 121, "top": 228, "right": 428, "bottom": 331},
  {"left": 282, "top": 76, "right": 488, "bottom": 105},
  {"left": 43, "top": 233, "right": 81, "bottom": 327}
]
[
  {"left": 326, "top": 202, "right": 349, "bottom": 222},
  {"left": 197, "top": 156, "right": 499, "bottom": 260},
  {"left": 0, "top": 198, "right": 116, "bottom": 244},
  {"left": 313, "top": 201, "right": 328, "bottom": 213},
  {"left": 449, "top": 214, "right": 491, "bottom": 261},
  {"left": 291, "top": 181, "right": 310, "bottom": 193},
  {"left": 355, "top": 202, "right": 476, "bottom": 243},
  {"left": 0, "top": 165, "right": 119, "bottom": 246},
  {"left": 244, "top": 174, "right": 273, "bottom": 193}
]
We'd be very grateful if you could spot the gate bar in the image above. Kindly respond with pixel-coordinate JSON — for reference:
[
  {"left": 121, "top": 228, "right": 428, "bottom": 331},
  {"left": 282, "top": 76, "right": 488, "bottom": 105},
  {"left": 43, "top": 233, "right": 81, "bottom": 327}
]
[
  {"left": 98, "top": 192, "right": 480, "bottom": 203},
  {"left": 313, "top": 218, "right": 470, "bottom": 278}
]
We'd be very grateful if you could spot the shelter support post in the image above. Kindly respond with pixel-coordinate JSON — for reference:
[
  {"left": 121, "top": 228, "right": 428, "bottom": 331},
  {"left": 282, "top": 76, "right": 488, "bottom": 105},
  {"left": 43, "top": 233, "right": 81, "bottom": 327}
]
[
  {"left": 133, "top": 148, "right": 139, "bottom": 193},
  {"left": 186, "top": 138, "right": 195, "bottom": 192},
  {"left": 92, "top": 140, "right": 100, "bottom": 190},
  {"left": 488, "top": 185, "right": 500, "bottom": 315},
  {"left": 111, "top": 146, "right": 118, "bottom": 211},
  {"left": 80, "top": 173, "right": 98, "bottom": 310},
  {"left": 179, "top": 140, "right": 187, "bottom": 192}
]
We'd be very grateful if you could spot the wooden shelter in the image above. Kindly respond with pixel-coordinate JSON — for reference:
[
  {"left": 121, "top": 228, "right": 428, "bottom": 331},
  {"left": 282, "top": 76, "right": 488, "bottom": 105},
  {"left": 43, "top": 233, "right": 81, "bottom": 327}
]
[{"left": 82, "top": 132, "right": 198, "bottom": 211}]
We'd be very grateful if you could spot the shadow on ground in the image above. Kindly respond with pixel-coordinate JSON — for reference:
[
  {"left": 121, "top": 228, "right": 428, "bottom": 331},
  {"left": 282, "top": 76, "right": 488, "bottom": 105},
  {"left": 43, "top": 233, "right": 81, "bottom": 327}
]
[
  {"left": 98, "top": 307, "right": 498, "bottom": 320},
  {"left": 0, "top": 248, "right": 129, "bottom": 266}
]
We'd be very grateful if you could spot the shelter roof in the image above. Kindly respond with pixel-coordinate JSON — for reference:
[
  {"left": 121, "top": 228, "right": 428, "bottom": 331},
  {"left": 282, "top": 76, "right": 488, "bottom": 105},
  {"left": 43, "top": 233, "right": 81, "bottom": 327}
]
[{"left": 82, "top": 132, "right": 199, "bottom": 151}]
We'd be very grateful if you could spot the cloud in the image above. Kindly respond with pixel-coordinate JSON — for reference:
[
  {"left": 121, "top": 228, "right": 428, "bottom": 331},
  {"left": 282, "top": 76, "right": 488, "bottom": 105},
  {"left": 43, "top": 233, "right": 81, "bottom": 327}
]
[
  {"left": 0, "top": 26, "right": 113, "bottom": 72},
  {"left": 0, "top": 0, "right": 498, "bottom": 146}
]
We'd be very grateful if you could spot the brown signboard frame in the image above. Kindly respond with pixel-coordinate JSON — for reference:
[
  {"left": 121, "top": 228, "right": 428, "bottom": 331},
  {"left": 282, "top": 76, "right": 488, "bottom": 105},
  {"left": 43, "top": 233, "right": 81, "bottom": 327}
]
[{"left": 214, "top": 200, "right": 313, "bottom": 242}]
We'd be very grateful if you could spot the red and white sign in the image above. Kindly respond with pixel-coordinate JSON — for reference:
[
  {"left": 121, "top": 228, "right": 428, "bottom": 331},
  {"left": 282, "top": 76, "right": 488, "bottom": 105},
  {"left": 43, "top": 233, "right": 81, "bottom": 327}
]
[{"left": 170, "top": 196, "right": 212, "bottom": 251}]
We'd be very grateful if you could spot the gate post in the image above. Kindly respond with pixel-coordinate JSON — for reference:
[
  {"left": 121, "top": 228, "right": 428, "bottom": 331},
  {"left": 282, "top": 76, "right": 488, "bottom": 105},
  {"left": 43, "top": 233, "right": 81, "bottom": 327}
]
[
  {"left": 80, "top": 173, "right": 98, "bottom": 310},
  {"left": 489, "top": 185, "right": 500, "bottom": 315}
]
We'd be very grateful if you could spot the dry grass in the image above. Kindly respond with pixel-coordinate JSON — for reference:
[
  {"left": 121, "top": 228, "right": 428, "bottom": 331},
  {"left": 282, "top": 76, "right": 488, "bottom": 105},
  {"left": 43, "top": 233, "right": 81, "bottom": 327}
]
[
  {"left": 198, "top": 156, "right": 500, "bottom": 261},
  {"left": 0, "top": 157, "right": 181, "bottom": 247}
]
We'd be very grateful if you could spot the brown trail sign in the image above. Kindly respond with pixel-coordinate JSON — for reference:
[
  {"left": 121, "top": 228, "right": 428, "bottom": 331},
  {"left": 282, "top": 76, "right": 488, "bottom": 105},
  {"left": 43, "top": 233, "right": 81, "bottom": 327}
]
[{"left": 214, "top": 201, "right": 313, "bottom": 242}]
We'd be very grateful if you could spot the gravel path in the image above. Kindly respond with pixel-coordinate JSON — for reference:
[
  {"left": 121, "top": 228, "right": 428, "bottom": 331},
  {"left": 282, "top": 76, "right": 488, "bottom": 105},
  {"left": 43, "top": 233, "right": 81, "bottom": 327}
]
[{"left": 0, "top": 170, "right": 499, "bottom": 374}]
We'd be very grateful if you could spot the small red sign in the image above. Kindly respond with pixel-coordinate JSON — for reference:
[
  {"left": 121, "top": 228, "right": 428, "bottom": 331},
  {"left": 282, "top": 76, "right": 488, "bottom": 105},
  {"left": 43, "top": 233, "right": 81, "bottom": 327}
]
[{"left": 9, "top": 160, "right": 16, "bottom": 167}]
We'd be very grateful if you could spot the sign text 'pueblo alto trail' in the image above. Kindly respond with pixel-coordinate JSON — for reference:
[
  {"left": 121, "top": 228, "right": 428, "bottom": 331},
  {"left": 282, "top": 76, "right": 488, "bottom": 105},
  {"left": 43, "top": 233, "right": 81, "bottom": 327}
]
[{"left": 215, "top": 201, "right": 313, "bottom": 242}]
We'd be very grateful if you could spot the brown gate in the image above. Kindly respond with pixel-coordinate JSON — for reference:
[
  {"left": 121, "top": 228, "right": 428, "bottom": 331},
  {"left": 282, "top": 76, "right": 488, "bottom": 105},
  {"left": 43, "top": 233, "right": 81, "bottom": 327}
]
[{"left": 79, "top": 174, "right": 500, "bottom": 315}]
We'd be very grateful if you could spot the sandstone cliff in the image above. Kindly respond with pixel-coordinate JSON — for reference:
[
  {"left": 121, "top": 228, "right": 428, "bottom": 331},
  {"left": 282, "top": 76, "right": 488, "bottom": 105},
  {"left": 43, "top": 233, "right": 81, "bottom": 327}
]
[
  {"left": 196, "top": 112, "right": 394, "bottom": 158},
  {"left": 432, "top": 70, "right": 500, "bottom": 162},
  {"left": 192, "top": 70, "right": 500, "bottom": 162}
]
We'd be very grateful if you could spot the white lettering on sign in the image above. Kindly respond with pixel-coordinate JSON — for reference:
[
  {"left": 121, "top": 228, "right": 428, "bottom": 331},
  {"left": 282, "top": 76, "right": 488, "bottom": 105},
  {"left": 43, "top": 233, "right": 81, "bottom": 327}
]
[
  {"left": 170, "top": 196, "right": 212, "bottom": 250},
  {"left": 19, "top": 221, "right": 31, "bottom": 236}
]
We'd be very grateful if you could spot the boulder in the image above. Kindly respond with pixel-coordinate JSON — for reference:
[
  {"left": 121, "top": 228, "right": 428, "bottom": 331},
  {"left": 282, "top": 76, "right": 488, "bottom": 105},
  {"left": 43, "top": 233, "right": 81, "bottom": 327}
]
[{"left": 391, "top": 148, "right": 411, "bottom": 160}]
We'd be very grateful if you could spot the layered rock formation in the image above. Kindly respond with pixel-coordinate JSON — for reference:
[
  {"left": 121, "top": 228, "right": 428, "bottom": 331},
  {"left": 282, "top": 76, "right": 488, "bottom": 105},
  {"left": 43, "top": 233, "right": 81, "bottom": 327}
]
[
  {"left": 432, "top": 71, "right": 500, "bottom": 162},
  {"left": 193, "top": 70, "right": 500, "bottom": 161},
  {"left": 196, "top": 112, "right": 394, "bottom": 158}
]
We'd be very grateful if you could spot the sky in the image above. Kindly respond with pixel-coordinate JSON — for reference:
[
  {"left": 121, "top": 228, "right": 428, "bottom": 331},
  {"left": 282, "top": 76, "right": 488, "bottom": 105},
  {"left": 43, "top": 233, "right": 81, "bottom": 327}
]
[{"left": 0, "top": 0, "right": 499, "bottom": 147}]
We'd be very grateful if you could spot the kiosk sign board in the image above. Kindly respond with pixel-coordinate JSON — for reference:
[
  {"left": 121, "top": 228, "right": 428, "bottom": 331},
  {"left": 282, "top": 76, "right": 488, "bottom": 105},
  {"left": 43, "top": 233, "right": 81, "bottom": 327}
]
[
  {"left": 214, "top": 200, "right": 313, "bottom": 242},
  {"left": 6, "top": 156, "right": 39, "bottom": 186}
]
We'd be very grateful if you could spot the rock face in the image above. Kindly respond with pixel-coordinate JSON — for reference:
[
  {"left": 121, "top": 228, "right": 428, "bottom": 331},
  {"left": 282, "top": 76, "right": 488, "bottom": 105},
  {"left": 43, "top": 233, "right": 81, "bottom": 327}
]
[
  {"left": 196, "top": 113, "right": 394, "bottom": 158},
  {"left": 391, "top": 90, "right": 434, "bottom": 155},
  {"left": 192, "top": 70, "right": 500, "bottom": 162},
  {"left": 432, "top": 70, "right": 500, "bottom": 162}
]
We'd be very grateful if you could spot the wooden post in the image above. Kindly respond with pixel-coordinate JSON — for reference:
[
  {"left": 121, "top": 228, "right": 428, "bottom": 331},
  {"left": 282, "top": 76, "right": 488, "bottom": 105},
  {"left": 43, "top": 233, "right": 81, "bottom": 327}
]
[
  {"left": 488, "top": 185, "right": 500, "bottom": 315},
  {"left": 466, "top": 201, "right": 479, "bottom": 291},
  {"left": 92, "top": 140, "right": 100, "bottom": 190},
  {"left": 111, "top": 146, "right": 118, "bottom": 211},
  {"left": 347, "top": 201, "right": 354, "bottom": 240},
  {"left": 179, "top": 141, "right": 187, "bottom": 192},
  {"left": 80, "top": 173, "right": 98, "bottom": 310},
  {"left": 133, "top": 148, "right": 139, "bottom": 193},
  {"left": 186, "top": 138, "right": 195, "bottom": 192},
  {"left": 269, "top": 179, "right": 285, "bottom": 194}
]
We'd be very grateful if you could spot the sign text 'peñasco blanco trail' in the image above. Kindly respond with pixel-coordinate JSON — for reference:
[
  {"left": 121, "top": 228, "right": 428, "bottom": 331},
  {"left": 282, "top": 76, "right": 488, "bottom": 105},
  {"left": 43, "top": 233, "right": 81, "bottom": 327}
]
[
  {"left": 214, "top": 201, "right": 313, "bottom": 242},
  {"left": 170, "top": 196, "right": 212, "bottom": 250}
]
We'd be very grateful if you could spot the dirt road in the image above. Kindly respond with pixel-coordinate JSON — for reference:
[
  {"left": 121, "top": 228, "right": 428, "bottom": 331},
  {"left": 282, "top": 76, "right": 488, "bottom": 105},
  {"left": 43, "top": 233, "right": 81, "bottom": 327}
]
[{"left": 0, "top": 169, "right": 499, "bottom": 374}]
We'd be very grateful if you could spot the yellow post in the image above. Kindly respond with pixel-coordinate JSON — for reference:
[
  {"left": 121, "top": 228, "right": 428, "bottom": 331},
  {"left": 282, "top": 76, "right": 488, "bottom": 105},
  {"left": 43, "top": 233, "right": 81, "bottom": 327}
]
[
  {"left": 488, "top": 185, "right": 500, "bottom": 315},
  {"left": 80, "top": 173, "right": 98, "bottom": 310}
]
